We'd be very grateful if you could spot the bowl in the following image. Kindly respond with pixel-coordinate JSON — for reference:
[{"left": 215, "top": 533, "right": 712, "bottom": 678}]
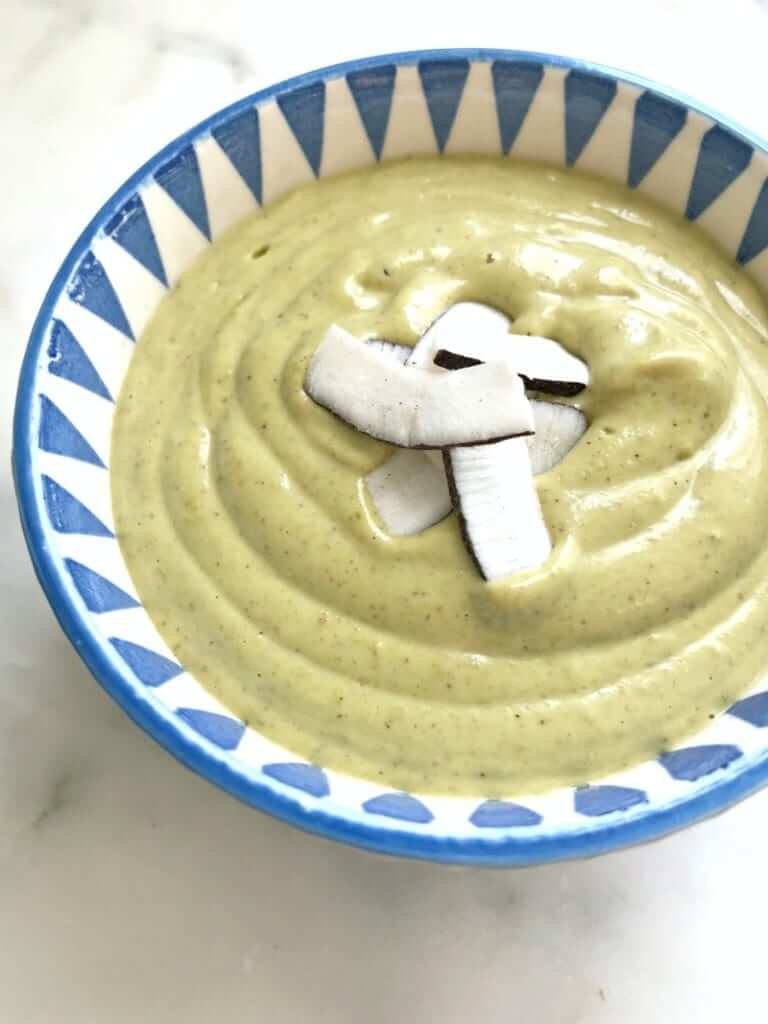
[{"left": 13, "top": 49, "right": 768, "bottom": 866}]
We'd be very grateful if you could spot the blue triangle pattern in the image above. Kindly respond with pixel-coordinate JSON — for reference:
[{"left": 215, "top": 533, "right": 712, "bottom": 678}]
[
  {"left": 47, "top": 319, "right": 112, "bottom": 401},
  {"left": 418, "top": 58, "right": 470, "bottom": 152},
  {"left": 628, "top": 91, "right": 687, "bottom": 188},
  {"left": 686, "top": 125, "right": 753, "bottom": 220},
  {"left": 574, "top": 785, "right": 647, "bottom": 817},
  {"left": 65, "top": 559, "right": 139, "bottom": 613},
  {"left": 42, "top": 476, "right": 113, "bottom": 537},
  {"left": 110, "top": 638, "right": 182, "bottom": 687},
  {"left": 729, "top": 690, "right": 768, "bottom": 727},
  {"left": 212, "top": 106, "right": 263, "bottom": 202},
  {"left": 470, "top": 800, "right": 542, "bottom": 828},
  {"left": 346, "top": 64, "right": 397, "bottom": 160},
  {"left": 155, "top": 145, "right": 211, "bottom": 239},
  {"left": 263, "top": 762, "right": 330, "bottom": 798},
  {"left": 565, "top": 70, "right": 618, "bottom": 166},
  {"left": 659, "top": 744, "right": 742, "bottom": 781},
  {"left": 176, "top": 708, "right": 245, "bottom": 750},
  {"left": 737, "top": 177, "right": 768, "bottom": 264},
  {"left": 362, "top": 792, "right": 433, "bottom": 824},
  {"left": 104, "top": 193, "right": 167, "bottom": 286},
  {"left": 491, "top": 60, "right": 544, "bottom": 154},
  {"left": 38, "top": 395, "right": 105, "bottom": 467},
  {"left": 277, "top": 82, "right": 325, "bottom": 176},
  {"left": 66, "top": 250, "right": 134, "bottom": 339}
]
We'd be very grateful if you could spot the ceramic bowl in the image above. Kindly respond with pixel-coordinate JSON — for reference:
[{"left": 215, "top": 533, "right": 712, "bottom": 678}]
[{"left": 13, "top": 49, "right": 768, "bottom": 865}]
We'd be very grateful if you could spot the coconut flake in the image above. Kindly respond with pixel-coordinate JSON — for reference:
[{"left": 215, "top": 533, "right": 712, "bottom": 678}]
[
  {"left": 445, "top": 439, "right": 552, "bottom": 581},
  {"left": 305, "top": 325, "right": 534, "bottom": 448},
  {"left": 406, "top": 301, "right": 511, "bottom": 370},
  {"left": 528, "top": 401, "right": 588, "bottom": 475},
  {"left": 434, "top": 335, "right": 589, "bottom": 395},
  {"left": 307, "top": 310, "right": 587, "bottom": 574},
  {"left": 367, "top": 449, "right": 452, "bottom": 535}
]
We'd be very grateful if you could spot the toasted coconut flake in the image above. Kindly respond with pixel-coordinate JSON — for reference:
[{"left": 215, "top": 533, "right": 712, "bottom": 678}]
[
  {"left": 366, "top": 450, "right": 452, "bottom": 535},
  {"left": 305, "top": 325, "right": 534, "bottom": 448},
  {"left": 445, "top": 439, "right": 552, "bottom": 581}
]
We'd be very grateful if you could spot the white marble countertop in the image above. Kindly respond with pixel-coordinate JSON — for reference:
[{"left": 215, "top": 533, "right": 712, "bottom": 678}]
[{"left": 4, "top": 1, "right": 768, "bottom": 1020}]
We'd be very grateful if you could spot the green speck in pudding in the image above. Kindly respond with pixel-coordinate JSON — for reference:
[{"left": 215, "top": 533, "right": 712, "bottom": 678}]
[{"left": 111, "top": 157, "right": 768, "bottom": 796}]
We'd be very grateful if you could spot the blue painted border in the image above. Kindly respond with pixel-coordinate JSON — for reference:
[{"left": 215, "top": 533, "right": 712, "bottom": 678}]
[{"left": 12, "top": 48, "right": 768, "bottom": 867}]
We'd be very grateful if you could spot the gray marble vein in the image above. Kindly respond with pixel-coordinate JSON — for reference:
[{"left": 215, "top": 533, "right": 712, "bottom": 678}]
[
  {"left": 18, "top": 7, "right": 93, "bottom": 78},
  {"left": 149, "top": 27, "right": 256, "bottom": 83},
  {"left": 29, "top": 769, "right": 80, "bottom": 831}
]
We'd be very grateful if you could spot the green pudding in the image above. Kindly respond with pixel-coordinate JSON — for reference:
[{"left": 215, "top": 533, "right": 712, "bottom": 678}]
[{"left": 111, "top": 156, "right": 768, "bottom": 795}]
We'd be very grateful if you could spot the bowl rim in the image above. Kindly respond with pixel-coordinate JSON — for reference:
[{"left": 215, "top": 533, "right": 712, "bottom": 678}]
[{"left": 13, "top": 46, "right": 768, "bottom": 866}]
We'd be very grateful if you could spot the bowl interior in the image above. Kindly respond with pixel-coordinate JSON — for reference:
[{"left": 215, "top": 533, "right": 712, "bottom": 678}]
[{"left": 14, "top": 50, "right": 768, "bottom": 865}]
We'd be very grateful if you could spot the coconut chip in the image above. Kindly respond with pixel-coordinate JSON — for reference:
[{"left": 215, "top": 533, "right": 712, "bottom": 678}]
[
  {"left": 305, "top": 325, "right": 534, "bottom": 449},
  {"left": 445, "top": 439, "right": 552, "bottom": 581}
]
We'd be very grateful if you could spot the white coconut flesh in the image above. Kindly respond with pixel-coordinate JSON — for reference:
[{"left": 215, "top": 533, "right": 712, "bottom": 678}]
[
  {"left": 365, "top": 339, "right": 412, "bottom": 363},
  {"left": 305, "top": 325, "right": 534, "bottom": 449},
  {"left": 445, "top": 439, "right": 552, "bottom": 581},
  {"left": 433, "top": 334, "right": 589, "bottom": 395},
  {"left": 528, "top": 401, "right": 588, "bottom": 475},
  {"left": 366, "top": 449, "right": 452, "bottom": 536},
  {"left": 405, "top": 301, "right": 511, "bottom": 370}
]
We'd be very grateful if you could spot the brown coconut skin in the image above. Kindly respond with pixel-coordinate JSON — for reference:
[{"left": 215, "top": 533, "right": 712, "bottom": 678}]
[{"left": 433, "top": 349, "right": 587, "bottom": 396}]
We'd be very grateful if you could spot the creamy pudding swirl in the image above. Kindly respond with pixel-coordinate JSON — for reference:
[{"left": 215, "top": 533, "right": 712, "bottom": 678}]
[{"left": 111, "top": 157, "right": 768, "bottom": 795}]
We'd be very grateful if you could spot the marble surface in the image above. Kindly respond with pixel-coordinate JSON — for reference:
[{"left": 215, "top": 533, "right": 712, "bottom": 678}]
[{"left": 5, "top": 1, "right": 768, "bottom": 1020}]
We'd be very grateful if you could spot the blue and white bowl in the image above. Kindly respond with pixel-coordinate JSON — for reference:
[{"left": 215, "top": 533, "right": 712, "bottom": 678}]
[{"left": 13, "top": 49, "right": 768, "bottom": 865}]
